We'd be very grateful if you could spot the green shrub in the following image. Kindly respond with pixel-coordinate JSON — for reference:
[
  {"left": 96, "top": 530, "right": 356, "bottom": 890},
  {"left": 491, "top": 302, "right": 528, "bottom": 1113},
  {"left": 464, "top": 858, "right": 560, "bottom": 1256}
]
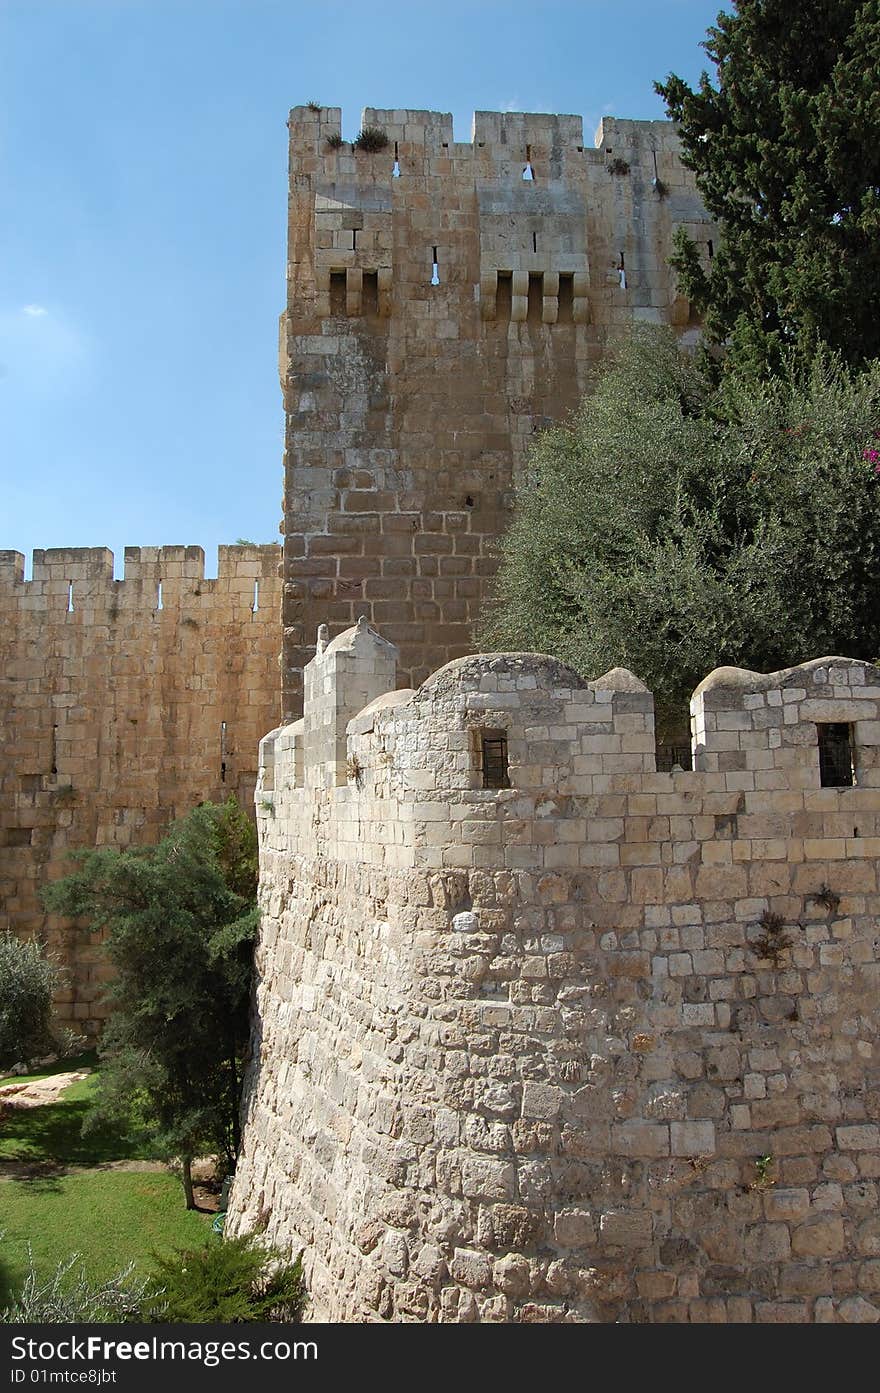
[
  {"left": 1, "top": 1250, "right": 148, "bottom": 1324},
  {"left": 142, "top": 1233, "right": 304, "bottom": 1323},
  {"left": 0, "top": 932, "right": 64, "bottom": 1069}
]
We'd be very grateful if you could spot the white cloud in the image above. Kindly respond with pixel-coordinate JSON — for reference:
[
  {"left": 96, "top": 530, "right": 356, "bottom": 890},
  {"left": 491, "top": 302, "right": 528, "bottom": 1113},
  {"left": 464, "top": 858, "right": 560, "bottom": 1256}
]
[{"left": 0, "top": 304, "right": 91, "bottom": 398}]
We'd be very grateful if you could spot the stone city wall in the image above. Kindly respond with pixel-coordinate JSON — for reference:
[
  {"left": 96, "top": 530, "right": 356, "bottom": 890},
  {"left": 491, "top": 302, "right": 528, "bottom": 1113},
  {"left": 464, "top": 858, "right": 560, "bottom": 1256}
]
[
  {"left": 229, "top": 622, "right": 880, "bottom": 1323},
  {"left": 280, "top": 105, "right": 713, "bottom": 716},
  {"left": 0, "top": 544, "right": 282, "bottom": 1034}
]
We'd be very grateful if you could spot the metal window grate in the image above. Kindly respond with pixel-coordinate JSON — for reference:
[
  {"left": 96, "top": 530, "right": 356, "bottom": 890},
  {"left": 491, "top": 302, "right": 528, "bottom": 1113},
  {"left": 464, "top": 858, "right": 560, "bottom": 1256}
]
[
  {"left": 481, "top": 731, "right": 510, "bottom": 789},
  {"left": 817, "top": 723, "right": 854, "bottom": 787},
  {"left": 656, "top": 742, "right": 693, "bottom": 773}
]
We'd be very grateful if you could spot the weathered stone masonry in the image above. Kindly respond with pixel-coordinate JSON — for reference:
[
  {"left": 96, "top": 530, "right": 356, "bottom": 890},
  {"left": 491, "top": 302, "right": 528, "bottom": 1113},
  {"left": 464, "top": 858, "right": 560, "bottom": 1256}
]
[
  {"left": 3, "top": 102, "right": 711, "bottom": 1037},
  {"left": 281, "top": 105, "right": 711, "bottom": 717},
  {"left": 230, "top": 622, "right": 880, "bottom": 1322},
  {"left": 0, "top": 545, "right": 281, "bottom": 1034}
]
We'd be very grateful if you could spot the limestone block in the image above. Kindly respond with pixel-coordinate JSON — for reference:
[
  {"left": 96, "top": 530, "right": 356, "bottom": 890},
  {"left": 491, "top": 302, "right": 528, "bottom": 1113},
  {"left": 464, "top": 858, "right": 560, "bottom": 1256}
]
[
  {"left": 599, "top": 1210, "right": 653, "bottom": 1249},
  {"left": 839, "top": 1296, "right": 880, "bottom": 1323}
]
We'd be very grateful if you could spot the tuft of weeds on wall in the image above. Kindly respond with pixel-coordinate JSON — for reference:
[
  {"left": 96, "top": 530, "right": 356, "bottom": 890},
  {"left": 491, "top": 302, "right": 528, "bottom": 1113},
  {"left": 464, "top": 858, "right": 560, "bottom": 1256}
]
[
  {"left": 353, "top": 126, "right": 389, "bottom": 153},
  {"left": 181, "top": 616, "right": 199, "bottom": 629},
  {"left": 325, "top": 131, "right": 345, "bottom": 150},
  {"left": 607, "top": 157, "right": 630, "bottom": 176},
  {"left": 306, "top": 100, "right": 322, "bottom": 113},
  {"left": 811, "top": 883, "right": 841, "bottom": 914},
  {"left": 345, "top": 754, "right": 364, "bottom": 787},
  {"left": 751, "top": 909, "right": 791, "bottom": 964},
  {"left": 51, "top": 784, "right": 76, "bottom": 804},
  {"left": 750, "top": 1153, "right": 777, "bottom": 1191}
]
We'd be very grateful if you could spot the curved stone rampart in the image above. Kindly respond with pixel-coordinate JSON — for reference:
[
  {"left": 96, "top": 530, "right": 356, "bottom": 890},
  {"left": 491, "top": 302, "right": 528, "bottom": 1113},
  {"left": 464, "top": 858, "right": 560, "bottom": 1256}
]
[{"left": 229, "top": 627, "right": 880, "bottom": 1322}]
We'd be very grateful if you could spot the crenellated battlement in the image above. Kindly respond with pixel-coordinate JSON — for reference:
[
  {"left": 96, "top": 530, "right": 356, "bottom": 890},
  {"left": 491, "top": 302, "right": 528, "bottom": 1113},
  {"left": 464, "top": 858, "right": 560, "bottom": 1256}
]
[
  {"left": 288, "top": 104, "right": 683, "bottom": 170},
  {"left": 262, "top": 628, "right": 880, "bottom": 830},
  {"left": 0, "top": 544, "right": 280, "bottom": 607}
]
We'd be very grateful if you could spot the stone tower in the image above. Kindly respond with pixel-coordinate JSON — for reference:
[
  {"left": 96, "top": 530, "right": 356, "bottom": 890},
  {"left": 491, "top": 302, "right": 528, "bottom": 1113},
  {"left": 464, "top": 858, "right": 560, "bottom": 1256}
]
[
  {"left": 280, "top": 105, "right": 711, "bottom": 719},
  {"left": 230, "top": 637, "right": 880, "bottom": 1322}
]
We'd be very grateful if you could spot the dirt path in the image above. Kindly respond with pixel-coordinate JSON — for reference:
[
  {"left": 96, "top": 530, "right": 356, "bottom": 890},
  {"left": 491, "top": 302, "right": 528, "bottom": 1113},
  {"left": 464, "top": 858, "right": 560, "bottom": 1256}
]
[{"left": 0, "top": 1071, "right": 90, "bottom": 1108}]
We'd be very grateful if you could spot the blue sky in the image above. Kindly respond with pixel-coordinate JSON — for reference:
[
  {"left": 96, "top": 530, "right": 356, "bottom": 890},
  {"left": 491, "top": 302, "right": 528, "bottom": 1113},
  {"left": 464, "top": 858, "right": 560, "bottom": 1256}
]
[{"left": 1, "top": 0, "right": 722, "bottom": 577}]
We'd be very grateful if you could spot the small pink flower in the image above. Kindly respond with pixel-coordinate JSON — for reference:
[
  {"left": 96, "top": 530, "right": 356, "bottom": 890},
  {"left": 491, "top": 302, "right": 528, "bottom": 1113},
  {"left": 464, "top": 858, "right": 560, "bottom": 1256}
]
[
  {"left": 874, "top": 463, "right": 880, "bottom": 474},
  {"left": 865, "top": 448, "right": 880, "bottom": 463}
]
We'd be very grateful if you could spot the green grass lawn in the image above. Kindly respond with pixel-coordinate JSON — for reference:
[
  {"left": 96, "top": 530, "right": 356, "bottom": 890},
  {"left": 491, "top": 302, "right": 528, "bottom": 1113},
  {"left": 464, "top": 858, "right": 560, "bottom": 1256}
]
[
  {"left": 0, "top": 1071, "right": 161, "bottom": 1165},
  {"left": 0, "top": 1061, "right": 213, "bottom": 1307},
  {"left": 0, "top": 1172, "right": 212, "bottom": 1304}
]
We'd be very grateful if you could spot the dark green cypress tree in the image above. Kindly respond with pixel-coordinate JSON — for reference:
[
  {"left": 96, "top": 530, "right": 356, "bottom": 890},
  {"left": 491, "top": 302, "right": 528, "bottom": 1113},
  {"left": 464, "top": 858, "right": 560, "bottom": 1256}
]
[{"left": 656, "top": 1, "right": 880, "bottom": 373}]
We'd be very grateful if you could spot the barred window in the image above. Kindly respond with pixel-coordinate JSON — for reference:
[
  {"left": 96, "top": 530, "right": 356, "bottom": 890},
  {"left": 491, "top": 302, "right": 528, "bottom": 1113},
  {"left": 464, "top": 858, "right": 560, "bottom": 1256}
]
[
  {"left": 480, "top": 730, "right": 510, "bottom": 789},
  {"left": 656, "top": 741, "right": 693, "bottom": 773},
  {"left": 817, "top": 723, "right": 854, "bottom": 787}
]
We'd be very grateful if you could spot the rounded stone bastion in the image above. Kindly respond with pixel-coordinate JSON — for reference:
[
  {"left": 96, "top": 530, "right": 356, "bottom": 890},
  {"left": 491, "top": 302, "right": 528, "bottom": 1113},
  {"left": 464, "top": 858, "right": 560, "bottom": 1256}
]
[{"left": 228, "top": 626, "right": 880, "bottom": 1323}]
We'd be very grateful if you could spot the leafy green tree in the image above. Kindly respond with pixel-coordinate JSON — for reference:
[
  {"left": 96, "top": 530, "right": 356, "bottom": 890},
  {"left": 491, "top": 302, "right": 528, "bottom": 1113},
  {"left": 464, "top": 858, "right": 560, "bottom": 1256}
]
[
  {"left": 656, "top": 0, "right": 880, "bottom": 373},
  {"left": 43, "top": 798, "right": 258, "bottom": 1208},
  {"left": 478, "top": 327, "right": 880, "bottom": 732},
  {"left": 0, "top": 932, "right": 64, "bottom": 1069}
]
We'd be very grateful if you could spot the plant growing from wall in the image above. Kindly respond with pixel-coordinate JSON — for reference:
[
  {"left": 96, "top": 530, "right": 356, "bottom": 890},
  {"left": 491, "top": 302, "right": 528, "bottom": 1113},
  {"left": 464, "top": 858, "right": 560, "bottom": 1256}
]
[
  {"left": 43, "top": 798, "right": 258, "bottom": 1209},
  {"left": 325, "top": 132, "right": 345, "bottom": 150},
  {"left": 607, "top": 157, "right": 630, "bottom": 176},
  {"left": 353, "top": 126, "right": 389, "bottom": 153},
  {"left": 811, "top": 883, "right": 841, "bottom": 914},
  {"left": 751, "top": 909, "right": 791, "bottom": 965},
  {"left": 751, "top": 1153, "right": 777, "bottom": 1191}
]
